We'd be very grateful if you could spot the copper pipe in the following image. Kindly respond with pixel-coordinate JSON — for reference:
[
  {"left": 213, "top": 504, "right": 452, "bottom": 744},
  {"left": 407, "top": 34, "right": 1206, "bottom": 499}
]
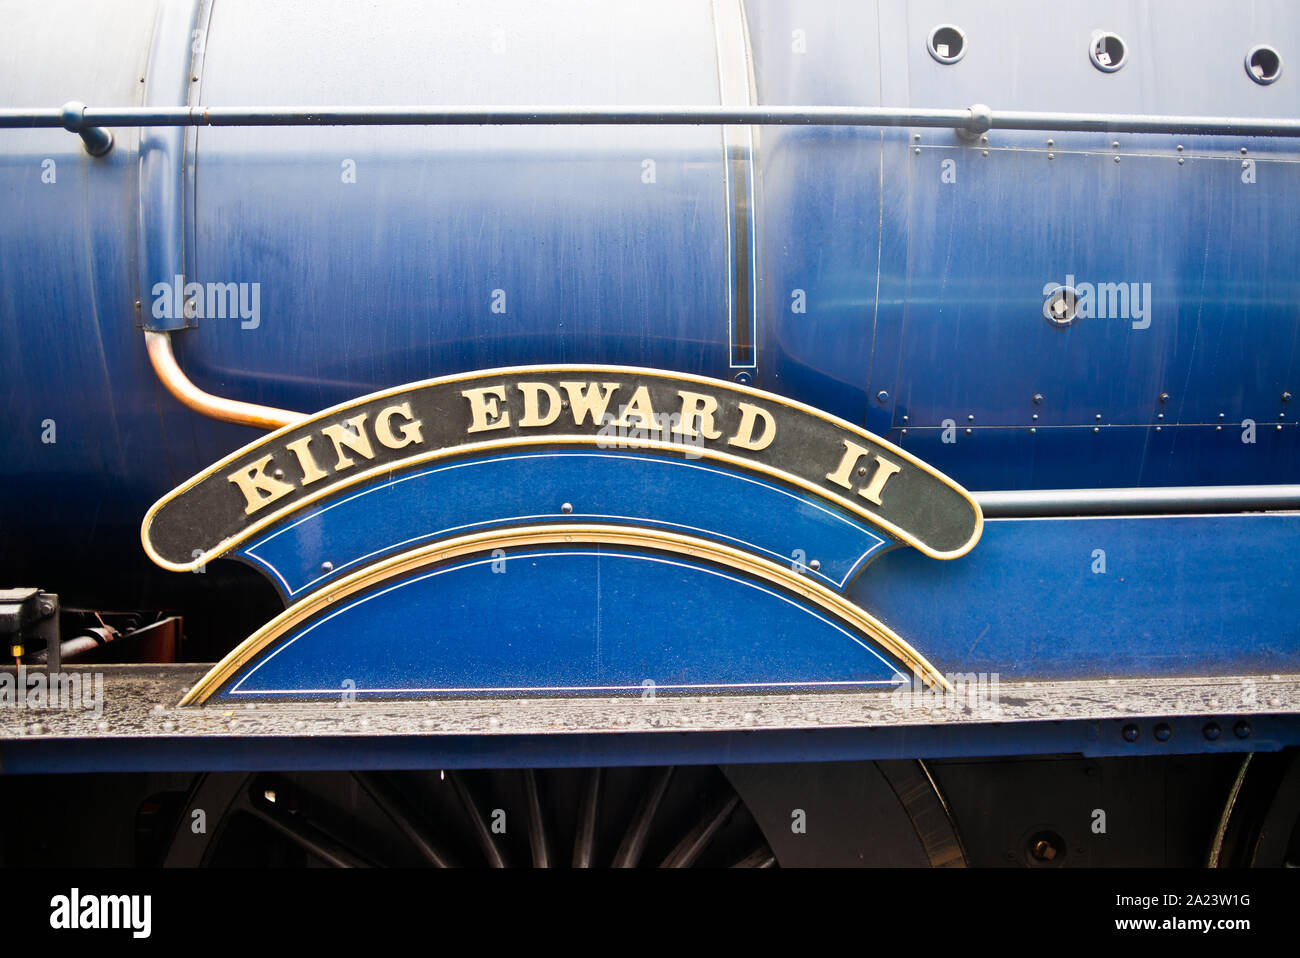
[{"left": 144, "top": 330, "right": 305, "bottom": 430}]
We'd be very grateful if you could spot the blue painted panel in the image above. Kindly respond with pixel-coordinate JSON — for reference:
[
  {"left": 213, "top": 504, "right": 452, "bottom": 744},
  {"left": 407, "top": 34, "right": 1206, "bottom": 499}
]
[
  {"left": 188, "top": 0, "right": 733, "bottom": 419},
  {"left": 221, "top": 547, "right": 906, "bottom": 700},
  {"left": 239, "top": 450, "right": 888, "bottom": 599},
  {"left": 853, "top": 513, "right": 1300, "bottom": 679},
  {"left": 896, "top": 424, "right": 1300, "bottom": 491}
]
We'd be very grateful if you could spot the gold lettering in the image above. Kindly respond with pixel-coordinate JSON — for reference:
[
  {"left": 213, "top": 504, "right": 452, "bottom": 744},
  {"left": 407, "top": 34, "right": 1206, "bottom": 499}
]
[
  {"left": 516, "top": 382, "right": 562, "bottom": 428},
  {"left": 227, "top": 454, "right": 295, "bottom": 515},
  {"left": 374, "top": 402, "right": 424, "bottom": 449},
  {"left": 461, "top": 385, "right": 511, "bottom": 434},
  {"left": 726, "top": 402, "right": 776, "bottom": 451},
  {"left": 614, "top": 386, "right": 658, "bottom": 429},
  {"left": 284, "top": 436, "right": 328, "bottom": 486},
  {"left": 858, "top": 455, "right": 902, "bottom": 506},
  {"left": 320, "top": 413, "right": 376, "bottom": 470},
  {"left": 672, "top": 390, "right": 724, "bottom": 440},
  {"left": 825, "top": 440, "right": 873, "bottom": 490},
  {"left": 559, "top": 381, "right": 620, "bottom": 426}
]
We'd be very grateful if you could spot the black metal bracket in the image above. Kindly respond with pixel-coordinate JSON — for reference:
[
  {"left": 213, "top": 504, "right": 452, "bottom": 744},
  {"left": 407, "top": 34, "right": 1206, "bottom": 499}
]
[{"left": 0, "top": 589, "right": 60, "bottom": 671}]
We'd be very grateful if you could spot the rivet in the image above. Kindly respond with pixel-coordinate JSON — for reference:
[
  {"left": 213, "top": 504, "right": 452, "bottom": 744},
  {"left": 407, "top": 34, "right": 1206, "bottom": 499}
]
[
  {"left": 964, "top": 427, "right": 972, "bottom": 435},
  {"left": 561, "top": 502, "right": 573, "bottom": 514},
  {"left": 1157, "top": 413, "right": 1164, "bottom": 420},
  {"left": 1155, "top": 426, "right": 1162, "bottom": 432},
  {"left": 900, "top": 428, "right": 907, "bottom": 435},
  {"left": 1178, "top": 157, "right": 1185, "bottom": 165},
  {"left": 913, "top": 132, "right": 921, "bottom": 141},
  {"left": 1033, "top": 393, "right": 1044, "bottom": 404},
  {"left": 857, "top": 466, "right": 867, "bottom": 477},
  {"left": 982, "top": 149, "right": 989, "bottom": 157},
  {"left": 914, "top": 147, "right": 921, "bottom": 155},
  {"left": 1159, "top": 392, "right": 1170, "bottom": 404},
  {"left": 1283, "top": 392, "right": 1292, "bottom": 402},
  {"left": 1176, "top": 144, "right": 1184, "bottom": 152},
  {"left": 1030, "top": 427, "right": 1037, "bottom": 434},
  {"left": 901, "top": 414, "right": 909, "bottom": 422},
  {"left": 876, "top": 390, "right": 889, "bottom": 403},
  {"left": 1112, "top": 141, "right": 1120, "bottom": 149},
  {"left": 272, "top": 468, "right": 285, "bottom": 480},
  {"left": 809, "top": 559, "right": 821, "bottom": 571},
  {"left": 1047, "top": 152, "right": 1055, "bottom": 160},
  {"left": 1242, "top": 160, "right": 1250, "bottom": 169},
  {"left": 1122, "top": 723, "right": 1140, "bottom": 742},
  {"left": 1093, "top": 426, "right": 1100, "bottom": 433},
  {"left": 980, "top": 135, "right": 988, "bottom": 144},
  {"left": 1234, "top": 720, "right": 1252, "bottom": 739},
  {"left": 1154, "top": 723, "right": 1172, "bottom": 742},
  {"left": 1046, "top": 139, "right": 1055, "bottom": 147},
  {"left": 320, "top": 561, "right": 333, "bottom": 573},
  {"left": 1032, "top": 413, "right": 1039, "bottom": 421},
  {"left": 1203, "top": 722, "right": 1221, "bottom": 741},
  {"left": 1095, "top": 413, "right": 1103, "bottom": 422},
  {"left": 1240, "top": 147, "right": 1248, "bottom": 155},
  {"left": 967, "top": 414, "right": 975, "bottom": 422},
  {"left": 1216, "top": 425, "right": 1222, "bottom": 431},
  {"left": 1113, "top": 155, "right": 1121, "bottom": 163}
]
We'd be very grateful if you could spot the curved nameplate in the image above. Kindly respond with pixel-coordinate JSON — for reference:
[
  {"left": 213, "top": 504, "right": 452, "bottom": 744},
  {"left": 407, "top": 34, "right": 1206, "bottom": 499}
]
[
  {"left": 143, "top": 365, "right": 982, "bottom": 571},
  {"left": 240, "top": 450, "right": 890, "bottom": 600},
  {"left": 181, "top": 524, "right": 953, "bottom": 704}
]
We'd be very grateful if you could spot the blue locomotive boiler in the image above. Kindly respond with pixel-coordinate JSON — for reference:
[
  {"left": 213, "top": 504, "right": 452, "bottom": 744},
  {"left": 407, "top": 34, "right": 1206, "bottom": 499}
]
[{"left": 0, "top": 0, "right": 1297, "bottom": 869}]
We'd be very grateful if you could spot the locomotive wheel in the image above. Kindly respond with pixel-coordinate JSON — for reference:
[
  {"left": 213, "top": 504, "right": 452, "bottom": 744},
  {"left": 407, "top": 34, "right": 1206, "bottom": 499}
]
[
  {"left": 162, "top": 761, "right": 965, "bottom": 868},
  {"left": 1209, "top": 748, "right": 1300, "bottom": 867}
]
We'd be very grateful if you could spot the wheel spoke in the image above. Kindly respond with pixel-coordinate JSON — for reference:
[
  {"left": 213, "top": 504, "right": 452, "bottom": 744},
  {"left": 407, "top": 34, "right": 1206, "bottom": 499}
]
[
  {"left": 572, "top": 768, "right": 603, "bottom": 868},
  {"left": 522, "top": 769, "right": 550, "bottom": 868},
  {"left": 612, "top": 767, "right": 674, "bottom": 868},
  {"left": 353, "top": 771, "right": 457, "bottom": 867},
  {"left": 660, "top": 793, "right": 740, "bottom": 868},
  {"left": 730, "top": 846, "right": 776, "bottom": 868},
  {"left": 448, "top": 771, "right": 508, "bottom": 867},
  {"left": 247, "top": 790, "right": 371, "bottom": 868}
]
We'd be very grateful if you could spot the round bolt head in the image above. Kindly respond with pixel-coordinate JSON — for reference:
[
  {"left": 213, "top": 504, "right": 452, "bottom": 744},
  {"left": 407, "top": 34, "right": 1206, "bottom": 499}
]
[
  {"left": 1234, "top": 720, "right": 1252, "bottom": 739},
  {"left": 1122, "top": 723, "right": 1140, "bottom": 742},
  {"left": 1203, "top": 722, "right": 1221, "bottom": 741}
]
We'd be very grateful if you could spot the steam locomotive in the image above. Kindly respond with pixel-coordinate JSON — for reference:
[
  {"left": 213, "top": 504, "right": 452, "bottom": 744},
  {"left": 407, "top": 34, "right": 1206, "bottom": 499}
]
[{"left": 0, "top": 0, "right": 1296, "bottom": 868}]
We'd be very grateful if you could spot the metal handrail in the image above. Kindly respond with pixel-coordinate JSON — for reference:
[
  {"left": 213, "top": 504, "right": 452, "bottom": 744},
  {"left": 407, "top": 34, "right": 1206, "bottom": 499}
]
[
  {"left": 3, "top": 102, "right": 1300, "bottom": 152},
  {"left": 977, "top": 485, "right": 1300, "bottom": 517}
]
